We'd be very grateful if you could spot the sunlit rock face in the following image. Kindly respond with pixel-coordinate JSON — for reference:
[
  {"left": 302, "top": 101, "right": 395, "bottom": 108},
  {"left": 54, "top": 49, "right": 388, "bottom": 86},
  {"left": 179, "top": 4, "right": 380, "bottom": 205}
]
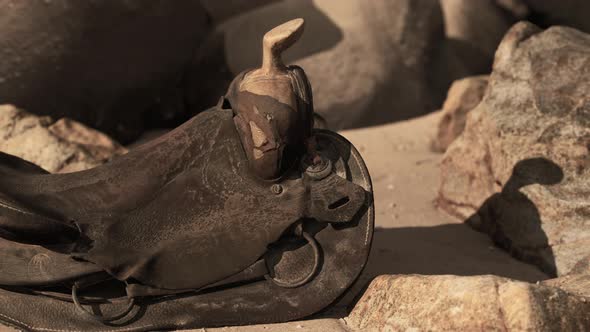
[
  {"left": 0, "top": 104, "right": 126, "bottom": 173},
  {"left": 439, "top": 22, "right": 590, "bottom": 276},
  {"left": 348, "top": 274, "right": 590, "bottom": 331},
  {"left": 431, "top": 75, "right": 489, "bottom": 152}
]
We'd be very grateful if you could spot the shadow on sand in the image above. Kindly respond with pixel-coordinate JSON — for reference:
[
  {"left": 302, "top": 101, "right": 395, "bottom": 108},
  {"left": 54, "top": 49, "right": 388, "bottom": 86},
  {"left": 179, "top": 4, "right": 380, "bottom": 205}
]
[
  {"left": 358, "top": 157, "right": 563, "bottom": 295},
  {"left": 466, "top": 157, "right": 563, "bottom": 277}
]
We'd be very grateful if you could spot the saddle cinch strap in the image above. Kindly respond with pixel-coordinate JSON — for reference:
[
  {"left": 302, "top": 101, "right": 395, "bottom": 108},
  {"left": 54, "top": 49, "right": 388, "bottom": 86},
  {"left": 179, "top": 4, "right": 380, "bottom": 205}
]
[
  {"left": 0, "top": 18, "right": 374, "bottom": 331},
  {"left": 2, "top": 222, "right": 320, "bottom": 324}
]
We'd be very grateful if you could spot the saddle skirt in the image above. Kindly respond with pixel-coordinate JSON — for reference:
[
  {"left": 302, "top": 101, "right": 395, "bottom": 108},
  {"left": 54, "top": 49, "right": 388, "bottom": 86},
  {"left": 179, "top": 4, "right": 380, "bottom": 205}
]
[
  {"left": 0, "top": 108, "right": 374, "bottom": 331},
  {"left": 0, "top": 104, "right": 368, "bottom": 289}
]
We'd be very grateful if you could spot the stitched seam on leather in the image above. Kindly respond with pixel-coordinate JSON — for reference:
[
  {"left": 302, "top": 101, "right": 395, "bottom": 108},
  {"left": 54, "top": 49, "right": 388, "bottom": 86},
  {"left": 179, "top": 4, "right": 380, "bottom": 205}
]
[
  {"left": 0, "top": 199, "right": 36, "bottom": 217},
  {"left": 0, "top": 312, "right": 154, "bottom": 332}
]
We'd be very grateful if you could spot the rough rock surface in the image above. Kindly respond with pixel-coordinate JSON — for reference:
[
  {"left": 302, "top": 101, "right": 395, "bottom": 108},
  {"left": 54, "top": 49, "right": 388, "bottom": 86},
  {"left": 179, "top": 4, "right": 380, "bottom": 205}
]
[
  {"left": 347, "top": 274, "right": 590, "bottom": 332},
  {"left": 0, "top": 0, "right": 209, "bottom": 142},
  {"left": 439, "top": 22, "right": 590, "bottom": 276},
  {"left": 0, "top": 105, "right": 126, "bottom": 173},
  {"left": 544, "top": 273, "right": 590, "bottom": 299},
  {"left": 432, "top": 75, "right": 488, "bottom": 152},
  {"left": 212, "top": 0, "right": 525, "bottom": 130}
]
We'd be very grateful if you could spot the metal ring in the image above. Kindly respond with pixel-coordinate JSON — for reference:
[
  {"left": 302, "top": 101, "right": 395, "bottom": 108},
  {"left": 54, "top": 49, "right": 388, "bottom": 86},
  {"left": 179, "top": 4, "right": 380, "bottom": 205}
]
[
  {"left": 72, "top": 284, "right": 135, "bottom": 323},
  {"left": 301, "top": 153, "right": 332, "bottom": 181},
  {"left": 265, "top": 231, "right": 320, "bottom": 288}
]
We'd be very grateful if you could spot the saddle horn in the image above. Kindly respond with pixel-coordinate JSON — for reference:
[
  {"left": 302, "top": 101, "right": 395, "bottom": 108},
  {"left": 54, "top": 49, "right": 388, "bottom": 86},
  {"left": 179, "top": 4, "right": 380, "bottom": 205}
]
[
  {"left": 227, "top": 18, "right": 314, "bottom": 180},
  {"left": 261, "top": 18, "right": 305, "bottom": 75}
]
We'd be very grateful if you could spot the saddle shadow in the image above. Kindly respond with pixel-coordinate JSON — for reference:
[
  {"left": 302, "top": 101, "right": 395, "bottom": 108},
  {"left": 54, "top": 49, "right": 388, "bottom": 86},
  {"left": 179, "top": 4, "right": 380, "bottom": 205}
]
[
  {"left": 362, "top": 224, "right": 550, "bottom": 283},
  {"left": 319, "top": 220, "right": 553, "bottom": 319},
  {"left": 333, "top": 158, "right": 563, "bottom": 315},
  {"left": 465, "top": 157, "right": 563, "bottom": 277},
  {"left": 360, "top": 157, "right": 562, "bottom": 283},
  {"left": 319, "top": 158, "right": 564, "bottom": 318}
]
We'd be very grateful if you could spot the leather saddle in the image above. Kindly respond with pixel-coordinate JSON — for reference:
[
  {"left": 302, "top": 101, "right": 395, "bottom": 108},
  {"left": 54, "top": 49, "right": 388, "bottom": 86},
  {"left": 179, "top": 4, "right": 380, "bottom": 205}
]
[{"left": 0, "top": 19, "right": 374, "bottom": 331}]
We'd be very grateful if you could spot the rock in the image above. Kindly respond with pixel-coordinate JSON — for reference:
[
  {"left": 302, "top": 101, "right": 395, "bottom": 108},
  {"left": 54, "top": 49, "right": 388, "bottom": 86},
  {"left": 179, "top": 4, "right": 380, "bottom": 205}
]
[
  {"left": 347, "top": 274, "right": 590, "bottom": 331},
  {"left": 0, "top": 105, "right": 126, "bottom": 173},
  {"left": 208, "top": 318, "right": 348, "bottom": 332},
  {"left": 571, "top": 255, "right": 590, "bottom": 275},
  {"left": 432, "top": 75, "right": 488, "bottom": 152},
  {"left": 0, "top": 0, "right": 209, "bottom": 142},
  {"left": 544, "top": 273, "right": 590, "bottom": 298},
  {"left": 438, "top": 22, "right": 590, "bottom": 276},
  {"left": 335, "top": 111, "right": 549, "bottom": 311},
  {"left": 201, "top": 0, "right": 527, "bottom": 130},
  {"left": 213, "top": 0, "right": 445, "bottom": 129}
]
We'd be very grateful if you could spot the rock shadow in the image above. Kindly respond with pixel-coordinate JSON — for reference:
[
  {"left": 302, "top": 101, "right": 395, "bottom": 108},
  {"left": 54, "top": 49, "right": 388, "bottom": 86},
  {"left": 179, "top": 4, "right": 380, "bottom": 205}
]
[{"left": 466, "top": 157, "right": 564, "bottom": 277}]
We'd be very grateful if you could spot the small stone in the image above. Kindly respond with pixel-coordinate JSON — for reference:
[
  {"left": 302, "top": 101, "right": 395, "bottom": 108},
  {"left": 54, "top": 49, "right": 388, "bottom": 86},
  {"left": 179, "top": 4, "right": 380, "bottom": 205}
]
[
  {"left": 431, "top": 75, "right": 488, "bottom": 152},
  {"left": 0, "top": 104, "right": 126, "bottom": 173}
]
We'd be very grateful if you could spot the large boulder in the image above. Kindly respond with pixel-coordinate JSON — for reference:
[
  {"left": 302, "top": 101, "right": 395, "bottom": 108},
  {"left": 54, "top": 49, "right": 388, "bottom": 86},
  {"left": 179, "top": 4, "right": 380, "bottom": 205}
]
[
  {"left": 0, "top": 0, "right": 209, "bottom": 142},
  {"left": 347, "top": 274, "right": 590, "bottom": 331},
  {"left": 0, "top": 105, "right": 126, "bottom": 173},
  {"left": 438, "top": 22, "right": 590, "bottom": 276},
  {"left": 431, "top": 75, "right": 488, "bottom": 152},
  {"left": 201, "top": 0, "right": 525, "bottom": 130},
  {"left": 208, "top": 0, "right": 445, "bottom": 129}
]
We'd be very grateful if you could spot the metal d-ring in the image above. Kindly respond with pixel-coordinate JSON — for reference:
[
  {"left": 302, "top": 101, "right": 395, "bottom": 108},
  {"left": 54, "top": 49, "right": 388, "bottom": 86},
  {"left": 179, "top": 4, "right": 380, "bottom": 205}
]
[
  {"left": 265, "top": 231, "right": 320, "bottom": 288},
  {"left": 302, "top": 154, "right": 332, "bottom": 181},
  {"left": 72, "top": 283, "right": 135, "bottom": 323}
]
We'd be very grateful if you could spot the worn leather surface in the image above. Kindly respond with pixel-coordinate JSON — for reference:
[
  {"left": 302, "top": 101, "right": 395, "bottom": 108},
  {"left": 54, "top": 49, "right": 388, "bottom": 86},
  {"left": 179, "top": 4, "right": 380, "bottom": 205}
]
[
  {"left": 226, "top": 67, "right": 314, "bottom": 180},
  {"left": 0, "top": 113, "right": 374, "bottom": 330}
]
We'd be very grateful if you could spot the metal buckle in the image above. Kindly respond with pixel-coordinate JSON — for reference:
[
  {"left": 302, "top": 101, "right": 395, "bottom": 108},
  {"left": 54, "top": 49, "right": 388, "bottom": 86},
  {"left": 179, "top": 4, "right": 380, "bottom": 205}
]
[
  {"left": 71, "top": 283, "right": 135, "bottom": 323},
  {"left": 264, "top": 229, "right": 320, "bottom": 288}
]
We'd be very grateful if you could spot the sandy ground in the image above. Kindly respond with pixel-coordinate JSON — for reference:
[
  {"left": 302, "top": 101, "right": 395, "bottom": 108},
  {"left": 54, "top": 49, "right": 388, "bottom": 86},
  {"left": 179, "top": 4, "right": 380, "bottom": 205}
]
[{"left": 199, "top": 111, "right": 548, "bottom": 332}]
